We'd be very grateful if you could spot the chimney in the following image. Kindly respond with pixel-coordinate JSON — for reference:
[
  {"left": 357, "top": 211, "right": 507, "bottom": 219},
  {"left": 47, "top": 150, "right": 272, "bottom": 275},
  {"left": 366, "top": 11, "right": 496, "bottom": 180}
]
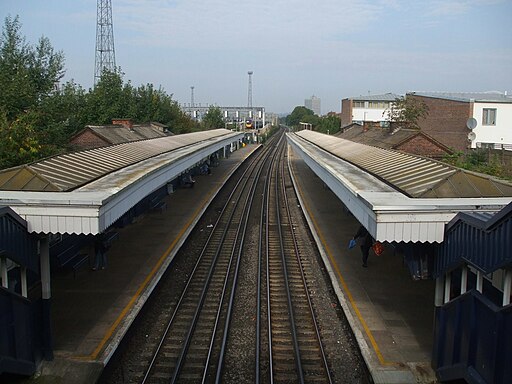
[{"left": 112, "top": 118, "right": 133, "bottom": 129}]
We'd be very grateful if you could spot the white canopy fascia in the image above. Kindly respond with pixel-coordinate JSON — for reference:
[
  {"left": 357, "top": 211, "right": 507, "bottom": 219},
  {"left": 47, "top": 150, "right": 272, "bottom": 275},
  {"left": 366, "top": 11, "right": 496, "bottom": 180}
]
[
  {"left": 0, "top": 133, "right": 243, "bottom": 235},
  {"left": 287, "top": 133, "right": 511, "bottom": 243}
]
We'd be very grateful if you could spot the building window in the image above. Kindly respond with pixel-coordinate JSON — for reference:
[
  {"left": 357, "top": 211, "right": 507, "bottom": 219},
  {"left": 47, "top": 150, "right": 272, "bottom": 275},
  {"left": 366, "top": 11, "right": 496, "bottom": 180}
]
[
  {"left": 482, "top": 108, "right": 497, "bottom": 125},
  {"left": 353, "top": 101, "right": 365, "bottom": 108}
]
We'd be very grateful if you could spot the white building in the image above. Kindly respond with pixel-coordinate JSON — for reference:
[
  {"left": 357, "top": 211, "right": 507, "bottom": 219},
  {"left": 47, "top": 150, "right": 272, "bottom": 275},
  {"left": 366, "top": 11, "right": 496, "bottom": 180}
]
[
  {"left": 471, "top": 96, "right": 512, "bottom": 150},
  {"left": 341, "top": 93, "right": 399, "bottom": 127},
  {"left": 305, "top": 95, "right": 321, "bottom": 116},
  {"left": 408, "top": 92, "right": 512, "bottom": 151}
]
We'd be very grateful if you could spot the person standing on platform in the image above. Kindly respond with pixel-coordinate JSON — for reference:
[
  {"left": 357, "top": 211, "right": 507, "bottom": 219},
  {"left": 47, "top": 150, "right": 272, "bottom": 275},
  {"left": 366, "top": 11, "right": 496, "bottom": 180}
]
[
  {"left": 93, "top": 234, "right": 107, "bottom": 270},
  {"left": 353, "top": 225, "right": 374, "bottom": 268}
]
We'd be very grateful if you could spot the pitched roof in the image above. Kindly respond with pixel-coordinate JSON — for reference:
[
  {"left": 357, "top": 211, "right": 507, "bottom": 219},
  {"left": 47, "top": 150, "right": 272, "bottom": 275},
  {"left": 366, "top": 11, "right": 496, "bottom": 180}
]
[
  {"left": 346, "top": 93, "right": 400, "bottom": 102},
  {"left": 409, "top": 91, "right": 512, "bottom": 103},
  {"left": 83, "top": 122, "right": 171, "bottom": 145},
  {"left": 0, "top": 129, "right": 231, "bottom": 192},
  {"left": 335, "top": 125, "right": 452, "bottom": 155},
  {"left": 297, "top": 130, "right": 512, "bottom": 199}
]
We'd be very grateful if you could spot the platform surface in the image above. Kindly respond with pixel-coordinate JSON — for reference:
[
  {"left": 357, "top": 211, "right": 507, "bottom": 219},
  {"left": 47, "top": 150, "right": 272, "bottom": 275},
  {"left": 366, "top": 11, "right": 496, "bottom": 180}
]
[{"left": 288, "top": 147, "right": 437, "bottom": 383}]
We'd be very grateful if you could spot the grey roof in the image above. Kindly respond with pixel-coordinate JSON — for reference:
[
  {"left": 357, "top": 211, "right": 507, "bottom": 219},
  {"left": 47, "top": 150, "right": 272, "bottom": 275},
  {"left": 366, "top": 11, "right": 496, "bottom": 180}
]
[
  {"left": 0, "top": 129, "right": 233, "bottom": 192},
  {"left": 409, "top": 91, "right": 512, "bottom": 103},
  {"left": 335, "top": 125, "right": 452, "bottom": 157},
  {"left": 296, "top": 130, "right": 512, "bottom": 198},
  {"left": 336, "top": 126, "right": 420, "bottom": 148},
  {"left": 85, "top": 123, "right": 171, "bottom": 145},
  {"left": 348, "top": 93, "right": 400, "bottom": 102}
]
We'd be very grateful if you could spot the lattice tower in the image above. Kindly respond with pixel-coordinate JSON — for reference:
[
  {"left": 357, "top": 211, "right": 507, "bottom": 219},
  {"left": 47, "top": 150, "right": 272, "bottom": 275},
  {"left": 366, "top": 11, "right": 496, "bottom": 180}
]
[
  {"left": 94, "top": 0, "right": 116, "bottom": 84},
  {"left": 191, "top": 86, "right": 195, "bottom": 107},
  {"left": 247, "top": 71, "right": 253, "bottom": 109}
]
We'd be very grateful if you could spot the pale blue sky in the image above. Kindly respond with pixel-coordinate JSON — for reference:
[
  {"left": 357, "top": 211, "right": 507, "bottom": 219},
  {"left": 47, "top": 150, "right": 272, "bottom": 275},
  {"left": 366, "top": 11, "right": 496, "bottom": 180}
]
[{"left": 1, "top": 0, "right": 511, "bottom": 114}]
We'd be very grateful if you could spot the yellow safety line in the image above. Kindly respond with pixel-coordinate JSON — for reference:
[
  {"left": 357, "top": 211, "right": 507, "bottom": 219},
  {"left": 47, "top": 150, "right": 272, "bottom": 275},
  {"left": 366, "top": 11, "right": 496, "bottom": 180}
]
[
  {"left": 291, "top": 162, "right": 398, "bottom": 367},
  {"left": 75, "top": 194, "right": 211, "bottom": 361}
]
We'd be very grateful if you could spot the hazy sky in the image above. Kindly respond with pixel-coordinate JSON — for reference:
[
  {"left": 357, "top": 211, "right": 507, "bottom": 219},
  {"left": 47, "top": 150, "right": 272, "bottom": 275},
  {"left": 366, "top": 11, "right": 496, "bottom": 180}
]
[{"left": 2, "top": 0, "right": 511, "bottom": 114}]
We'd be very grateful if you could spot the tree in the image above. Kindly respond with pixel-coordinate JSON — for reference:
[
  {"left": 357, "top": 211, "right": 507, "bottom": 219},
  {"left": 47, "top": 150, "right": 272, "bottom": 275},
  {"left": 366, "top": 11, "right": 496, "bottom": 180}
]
[
  {"left": 384, "top": 96, "right": 429, "bottom": 130},
  {"left": 0, "top": 110, "right": 43, "bottom": 169},
  {"left": 0, "top": 16, "right": 199, "bottom": 169},
  {"left": 0, "top": 16, "right": 64, "bottom": 121},
  {"left": 85, "top": 69, "right": 136, "bottom": 125},
  {"left": 316, "top": 114, "right": 341, "bottom": 134},
  {"left": 285, "top": 106, "right": 315, "bottom": 127},
  {"left": 202, "top": 107, "right": 224, "bottom": 130}
]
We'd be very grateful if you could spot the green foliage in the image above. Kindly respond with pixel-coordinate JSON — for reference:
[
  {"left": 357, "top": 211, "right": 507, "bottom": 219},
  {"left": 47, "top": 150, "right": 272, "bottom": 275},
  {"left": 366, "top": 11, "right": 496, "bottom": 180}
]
[
  {"left": 0, "top": 16, "right": 64, "bottom": 121},
  {"left": 0, "top": 16, "right": 65, "bottom": 167},
  {"left": 442, "top": 149, "right": 508, "bottom": 179},
  {"left": 285, "top": 106, "right": 341, "bottom": 134},
  {"left": 0, "top": 111, "right": 42, "bottom": 168},
  {"left": 0, "top": 16, "right": 197, "bottom": 169},
  {"left": 316, "top": 114, "right": 341, "bottom": 134},
  {"left": 202, "top": 106, "right": 224, "bottom": 130},
  {"left": 285, "top": 106, "right": 314, "bottom": 127},
  {"left": 385, "top": 96, "right": 429, "bottom": 129}
]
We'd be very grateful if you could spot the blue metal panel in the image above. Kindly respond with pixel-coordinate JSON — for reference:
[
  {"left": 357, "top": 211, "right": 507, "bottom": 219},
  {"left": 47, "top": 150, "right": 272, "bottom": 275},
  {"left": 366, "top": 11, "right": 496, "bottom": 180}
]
[
  {"left": 0, "top": 287, "right": 36, "bottom": 375},
  {"left": 433, "top": 290, "right": 512, "bottom": 384},
  {"left": 435, "top": 202, "right": 512, "bottom": 277},
  {"left": 0, "top": 206, "right": 38, "bottom": 272}
]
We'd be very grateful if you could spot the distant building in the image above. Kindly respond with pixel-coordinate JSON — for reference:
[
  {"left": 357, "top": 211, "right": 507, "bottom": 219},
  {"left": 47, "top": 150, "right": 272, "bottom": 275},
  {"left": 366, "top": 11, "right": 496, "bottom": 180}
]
[
  {"left": 408, "top": 92, "right": 512, "bottom": 151},
  {"left": 69, "top": 119, "right": 172, "bottom": 150},
  {"left": 305, "top": 95, "right": 321, "bottom": 116},
  {"left": 340, "top": 93, "right": 399, "bottom": 128}
]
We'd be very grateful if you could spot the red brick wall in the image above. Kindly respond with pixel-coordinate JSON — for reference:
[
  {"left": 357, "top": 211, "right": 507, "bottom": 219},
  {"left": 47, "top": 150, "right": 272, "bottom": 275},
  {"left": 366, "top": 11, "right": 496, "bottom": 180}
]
[
  {"left": 408, "top": 94, "right": 471, "bottom": 151},
  {"left": 397, "top": 135, "right": 451, "bottom": 159},
  {"left": 112, "top": 118, "right": 133, "bottom": 128},
  {"left": 340, "top": 99, "right": 352, "bottom": 127},
  {"left": 69, "top": 130, "right": 109, "bottom": 150}
]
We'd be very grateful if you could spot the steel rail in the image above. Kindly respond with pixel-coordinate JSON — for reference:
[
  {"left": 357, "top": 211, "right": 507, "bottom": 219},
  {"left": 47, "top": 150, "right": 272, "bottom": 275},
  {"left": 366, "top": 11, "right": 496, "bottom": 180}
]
[
  {"left": 212, "top": 136, "right": 278, "bottom": 383},
  {"left": 141, "top": 146, "right": 263, "bottom": 384},
  {"left": 170, "top": 146, "right": 266, "bottom": 383},
  {"left": 279, "top": 146, "right": 334, "bottom": 384},
  {"left": 273, "top": 141, "right": 305, "bottom": 383}
]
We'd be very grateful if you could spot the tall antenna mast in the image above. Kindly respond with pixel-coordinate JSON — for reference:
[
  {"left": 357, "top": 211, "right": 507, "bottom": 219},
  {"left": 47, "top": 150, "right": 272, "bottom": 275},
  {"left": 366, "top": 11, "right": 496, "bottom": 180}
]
[
  {"left": 190, "top": 86, "right": 195, "bottom": 107},
  {"left": 94, "top": 0, "right": 116, "bottom": 85},
  {"left": 247, "top": 71, "right": 253, "bottom": 109}
]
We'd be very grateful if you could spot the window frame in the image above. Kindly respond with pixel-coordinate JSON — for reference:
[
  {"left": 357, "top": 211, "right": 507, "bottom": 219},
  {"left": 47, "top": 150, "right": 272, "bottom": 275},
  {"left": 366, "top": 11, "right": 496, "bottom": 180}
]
[{"left": 482, "top": 108, "right": 497, "bottom": 126}]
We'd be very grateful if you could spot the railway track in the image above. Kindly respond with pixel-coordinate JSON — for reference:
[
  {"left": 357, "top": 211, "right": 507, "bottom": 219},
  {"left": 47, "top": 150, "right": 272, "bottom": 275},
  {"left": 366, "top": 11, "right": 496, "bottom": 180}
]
[
  {"left": 259, "top": 141, "right": 332, "bottom": 383},
  {"left": 100, "top": 128, "right": 370, "bottom": 384}
]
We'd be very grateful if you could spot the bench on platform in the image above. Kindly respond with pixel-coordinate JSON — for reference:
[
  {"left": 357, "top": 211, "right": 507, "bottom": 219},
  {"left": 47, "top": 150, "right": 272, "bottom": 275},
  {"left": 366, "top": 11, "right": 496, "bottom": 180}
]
[
  {"left": 150, "top": 197, "right": 167, "bottom": 213},
  {"left": 60, "top": 249, "right": 89, "bottom": 278},
  {"left": 152, "top": 200, "right": 167, "bottom": 213},
  {"left": 102, "top": 231, "right": 119, "bottom": 248}
]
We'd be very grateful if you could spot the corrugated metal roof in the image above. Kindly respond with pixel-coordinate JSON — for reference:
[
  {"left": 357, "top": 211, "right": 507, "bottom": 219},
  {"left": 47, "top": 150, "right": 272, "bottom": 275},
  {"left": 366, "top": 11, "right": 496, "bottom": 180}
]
[
  {"left": 409, "top": 91, "right": 512, "bottom": 103},
  {"left": 336, "top": 125, "right": 416, "bottom": 147},
  {"left": 348, "top": 93, "right": 400, "bottom": 102},
  {"left": 0, "top": 129, "right": 233, "bottom": 192},
  {"left": 86, "top": 123, "right": 170, "bottom": 145},
  {"left": 296, "top": 130, "right": 512, "bottom": 198}
]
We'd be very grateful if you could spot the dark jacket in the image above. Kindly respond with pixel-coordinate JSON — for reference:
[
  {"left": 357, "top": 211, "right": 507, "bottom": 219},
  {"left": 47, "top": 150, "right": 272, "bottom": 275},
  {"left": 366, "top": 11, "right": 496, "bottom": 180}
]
[{"left": 354, "top": 225, "right": 373, "bottom": 249}]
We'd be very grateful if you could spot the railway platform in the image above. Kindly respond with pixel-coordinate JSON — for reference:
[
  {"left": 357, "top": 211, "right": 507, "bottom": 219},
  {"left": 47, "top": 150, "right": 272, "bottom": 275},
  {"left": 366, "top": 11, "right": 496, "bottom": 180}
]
[
  {"left": 18, "top": 140, "right": 436, "bottom": 384},
  {"left": 20, "top": 144, "right": 259, "bottom": 384},
  {"left": 288, "top": 148, "right": 437, "bottom": 384}
]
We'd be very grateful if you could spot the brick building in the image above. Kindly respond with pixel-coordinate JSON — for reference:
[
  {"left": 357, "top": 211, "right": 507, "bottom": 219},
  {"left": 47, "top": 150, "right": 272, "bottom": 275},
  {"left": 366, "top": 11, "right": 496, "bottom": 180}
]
[
  {"left": 407, "top": 92, "right": 512, "bottom": 152},
  {"left": 336, "top": 124, "right": 452, "bottom": 159},
  {"left": 69, "top": 119, "right": 172, "bottom": 150}
]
